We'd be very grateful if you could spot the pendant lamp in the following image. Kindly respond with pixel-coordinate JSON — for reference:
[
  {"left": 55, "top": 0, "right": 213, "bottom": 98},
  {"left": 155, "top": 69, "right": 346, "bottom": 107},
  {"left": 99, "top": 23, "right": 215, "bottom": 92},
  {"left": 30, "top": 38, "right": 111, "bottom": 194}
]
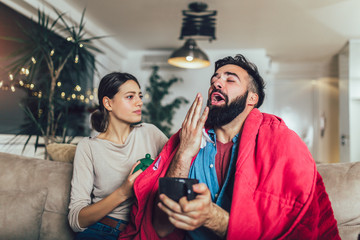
[
  {"left": 168, "top": 2, "right": 217, "bottom": 69},
  {"left": 168, "top": 39, "right": 210, "bottom": 69}
]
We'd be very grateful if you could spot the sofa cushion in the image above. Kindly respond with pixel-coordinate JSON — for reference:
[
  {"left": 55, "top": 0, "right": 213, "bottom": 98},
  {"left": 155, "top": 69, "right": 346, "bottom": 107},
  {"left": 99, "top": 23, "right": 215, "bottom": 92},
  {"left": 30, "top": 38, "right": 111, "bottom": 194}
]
[
  {"left": 0, "top": 152, "right": 75, "bottom": 239},
  {"left": 0, "top": 189, "right": 48, "bottom": 240},
  {"left": 318, "top": 162, "right": 360, "bottom": 240}
]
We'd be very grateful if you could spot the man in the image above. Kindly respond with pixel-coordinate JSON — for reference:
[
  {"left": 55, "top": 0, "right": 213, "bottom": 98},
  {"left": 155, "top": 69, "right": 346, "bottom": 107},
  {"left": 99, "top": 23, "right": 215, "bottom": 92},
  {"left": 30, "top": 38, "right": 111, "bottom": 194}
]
[{"left": 120, "top": 54, "right": 340, "bottom": 239}]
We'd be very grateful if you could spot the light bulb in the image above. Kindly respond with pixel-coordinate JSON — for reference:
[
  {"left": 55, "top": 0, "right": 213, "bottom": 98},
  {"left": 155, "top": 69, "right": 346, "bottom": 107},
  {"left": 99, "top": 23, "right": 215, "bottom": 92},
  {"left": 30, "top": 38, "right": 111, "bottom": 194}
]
[{"left": 186, "top": 56, "right": 194, "bottom": 61}]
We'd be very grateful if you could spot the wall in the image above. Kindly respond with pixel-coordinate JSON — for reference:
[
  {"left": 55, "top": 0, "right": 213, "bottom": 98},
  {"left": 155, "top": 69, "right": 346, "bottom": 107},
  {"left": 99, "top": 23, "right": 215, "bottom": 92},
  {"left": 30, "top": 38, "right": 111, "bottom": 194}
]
[
  {"left": 317, "top": 78, "right": 339, "bottom": 163},
  {"left": 338, "top": 40, "right": 360, "bottom": 162},
  {"left": 267, "top": 61, "right": 339, "bottom": 163}
]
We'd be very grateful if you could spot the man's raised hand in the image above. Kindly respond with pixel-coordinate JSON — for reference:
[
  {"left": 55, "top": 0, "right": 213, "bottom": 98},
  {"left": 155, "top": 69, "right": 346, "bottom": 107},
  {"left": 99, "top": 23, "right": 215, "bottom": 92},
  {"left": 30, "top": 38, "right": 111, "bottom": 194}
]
[{"left": 177, "top": 93, "right": 209, "bottom": 160}]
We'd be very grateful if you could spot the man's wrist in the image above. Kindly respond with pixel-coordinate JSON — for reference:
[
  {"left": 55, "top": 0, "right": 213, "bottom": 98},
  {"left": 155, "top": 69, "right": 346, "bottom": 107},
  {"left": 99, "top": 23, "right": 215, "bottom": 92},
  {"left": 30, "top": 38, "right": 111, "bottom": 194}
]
[
  {"left": 176, "top": 147, "right": 195, "bottom": 161},
  {"left": 204, "top": 203, "right": 229, "bottom": 238}
]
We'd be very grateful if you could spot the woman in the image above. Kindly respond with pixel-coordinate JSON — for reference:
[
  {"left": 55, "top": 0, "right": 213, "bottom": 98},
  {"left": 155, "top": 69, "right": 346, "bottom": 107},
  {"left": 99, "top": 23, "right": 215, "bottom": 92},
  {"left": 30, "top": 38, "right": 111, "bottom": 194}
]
[{"left": 68, "top": 72, "right": 168, "bottom": 240}]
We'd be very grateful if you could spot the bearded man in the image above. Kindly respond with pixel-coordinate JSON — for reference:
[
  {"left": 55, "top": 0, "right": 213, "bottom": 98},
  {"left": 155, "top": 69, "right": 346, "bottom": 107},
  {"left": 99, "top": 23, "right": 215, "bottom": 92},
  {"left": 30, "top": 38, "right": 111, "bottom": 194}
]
[{"left": 119, "top": 55, "right": 340, "bottom": 240}]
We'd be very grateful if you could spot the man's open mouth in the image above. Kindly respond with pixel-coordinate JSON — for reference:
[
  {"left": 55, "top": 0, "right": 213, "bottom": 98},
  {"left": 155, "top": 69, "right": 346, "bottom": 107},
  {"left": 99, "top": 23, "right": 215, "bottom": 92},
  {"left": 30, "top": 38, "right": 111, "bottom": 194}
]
[{"left": 211, "top": 92, "right": 226, "bottom": 105}]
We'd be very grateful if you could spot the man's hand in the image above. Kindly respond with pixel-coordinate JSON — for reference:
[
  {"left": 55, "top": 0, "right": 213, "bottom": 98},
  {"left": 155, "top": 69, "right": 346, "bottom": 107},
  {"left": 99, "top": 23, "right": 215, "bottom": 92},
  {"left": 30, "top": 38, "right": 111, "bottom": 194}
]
[
  {"left": 177, "top": 93, "right": 209, "bottom": 160},
  {"left": 158, "top": 183, "right": 229, "bottom": 238},
  {"left": 166, "top": 93, "right": 209, "bottom": 178}
]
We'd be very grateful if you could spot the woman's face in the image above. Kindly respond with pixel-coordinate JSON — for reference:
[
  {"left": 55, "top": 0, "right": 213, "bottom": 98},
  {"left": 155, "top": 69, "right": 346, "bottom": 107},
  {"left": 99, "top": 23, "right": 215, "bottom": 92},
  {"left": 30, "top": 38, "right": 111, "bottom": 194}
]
[{"left": 105, "top": 80, "right": 143, "bottom": 125}]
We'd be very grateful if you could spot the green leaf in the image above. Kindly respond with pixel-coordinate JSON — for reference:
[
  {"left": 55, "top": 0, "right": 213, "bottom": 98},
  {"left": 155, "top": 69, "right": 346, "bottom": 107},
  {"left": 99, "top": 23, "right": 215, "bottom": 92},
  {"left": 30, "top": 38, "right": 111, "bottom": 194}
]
[{"left": 21, "top": 135, "right": 32, "bottom": 154}]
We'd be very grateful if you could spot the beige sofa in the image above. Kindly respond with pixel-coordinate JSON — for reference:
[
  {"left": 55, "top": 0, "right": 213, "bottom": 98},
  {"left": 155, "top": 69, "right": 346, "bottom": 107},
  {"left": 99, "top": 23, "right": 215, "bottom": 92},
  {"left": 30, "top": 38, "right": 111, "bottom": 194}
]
[
  {"left": 0, "top": 152, "right": 75, "bottom": 240},
  {"left": 0, "top": 151, "right": 359, "bottom": 240}
]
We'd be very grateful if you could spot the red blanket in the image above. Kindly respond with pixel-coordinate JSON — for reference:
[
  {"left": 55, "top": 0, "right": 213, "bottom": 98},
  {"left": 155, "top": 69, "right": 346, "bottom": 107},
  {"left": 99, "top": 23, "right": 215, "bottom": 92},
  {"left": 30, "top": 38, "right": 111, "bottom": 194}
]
[{"left": 120, "top": 109, "right": 340, "bottom": 240}]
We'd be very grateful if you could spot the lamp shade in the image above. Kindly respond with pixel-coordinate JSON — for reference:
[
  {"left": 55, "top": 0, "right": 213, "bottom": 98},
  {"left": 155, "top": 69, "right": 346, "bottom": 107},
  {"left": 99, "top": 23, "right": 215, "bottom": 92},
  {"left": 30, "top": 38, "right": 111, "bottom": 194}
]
[{"left": 168, "top": 39, "right": 210, "bottom": 69}]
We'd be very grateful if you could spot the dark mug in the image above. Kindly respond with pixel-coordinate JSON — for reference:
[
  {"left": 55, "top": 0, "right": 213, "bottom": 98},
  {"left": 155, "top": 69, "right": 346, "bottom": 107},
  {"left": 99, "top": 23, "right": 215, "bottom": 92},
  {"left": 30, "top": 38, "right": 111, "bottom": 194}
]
[{"left": 159, "top": 177, "right": 199, "bottom": 202}]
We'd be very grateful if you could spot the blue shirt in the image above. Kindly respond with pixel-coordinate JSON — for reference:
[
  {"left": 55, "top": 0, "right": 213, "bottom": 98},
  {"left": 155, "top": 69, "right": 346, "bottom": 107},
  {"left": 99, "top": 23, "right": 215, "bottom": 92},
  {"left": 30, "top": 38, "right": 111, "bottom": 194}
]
[{"left": 186, "top": 129, "right": 239, "bottom": 240}]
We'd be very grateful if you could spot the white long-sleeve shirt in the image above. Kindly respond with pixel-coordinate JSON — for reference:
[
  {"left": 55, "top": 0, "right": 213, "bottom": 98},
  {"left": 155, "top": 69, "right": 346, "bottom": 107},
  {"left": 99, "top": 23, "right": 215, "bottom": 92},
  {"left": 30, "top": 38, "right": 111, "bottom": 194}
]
[{"left": 68, "top": 123, "right": 168, "bottom": 232}]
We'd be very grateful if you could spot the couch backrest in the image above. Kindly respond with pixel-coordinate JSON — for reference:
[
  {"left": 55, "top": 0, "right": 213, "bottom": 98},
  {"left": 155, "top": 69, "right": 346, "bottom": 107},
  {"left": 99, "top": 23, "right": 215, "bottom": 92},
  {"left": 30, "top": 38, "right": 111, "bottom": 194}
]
[
  {"left": 0, "top": 152, "right": 75, "bottom": 240},
  {"left": 318, "top": 162, "right": 360, "bottom": 240}
]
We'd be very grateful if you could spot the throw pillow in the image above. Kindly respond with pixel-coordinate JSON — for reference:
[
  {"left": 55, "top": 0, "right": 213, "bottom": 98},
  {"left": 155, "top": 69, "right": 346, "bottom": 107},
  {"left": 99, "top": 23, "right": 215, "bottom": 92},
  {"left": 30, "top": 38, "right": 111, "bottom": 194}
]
[
  {"left": 0, "top": 189, "right": 48, "bottom": 240},
  {"left": 47, "top": 143, "right": 77, "bottom": 163}
]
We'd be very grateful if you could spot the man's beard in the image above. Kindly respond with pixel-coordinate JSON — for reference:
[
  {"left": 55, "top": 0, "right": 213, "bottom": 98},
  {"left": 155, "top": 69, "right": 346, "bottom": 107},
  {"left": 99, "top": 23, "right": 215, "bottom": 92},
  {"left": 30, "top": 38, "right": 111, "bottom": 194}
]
[{"left": 205, "top": 90, "right": 248, "bottom": 128}]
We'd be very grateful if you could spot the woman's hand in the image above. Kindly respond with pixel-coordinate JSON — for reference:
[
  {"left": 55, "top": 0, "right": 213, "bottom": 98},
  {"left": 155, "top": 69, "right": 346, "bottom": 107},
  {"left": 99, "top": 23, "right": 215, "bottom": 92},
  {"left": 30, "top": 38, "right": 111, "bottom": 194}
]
[{"left": 116, "top": 161, "right": 143, "bottom": 199}]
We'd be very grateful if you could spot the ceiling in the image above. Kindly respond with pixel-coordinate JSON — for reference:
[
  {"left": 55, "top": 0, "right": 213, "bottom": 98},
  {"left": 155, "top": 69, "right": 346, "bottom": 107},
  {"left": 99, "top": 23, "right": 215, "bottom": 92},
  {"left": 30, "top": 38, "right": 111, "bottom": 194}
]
[{"left": 4, "top": 0, "right": 360, "bottom": 63}]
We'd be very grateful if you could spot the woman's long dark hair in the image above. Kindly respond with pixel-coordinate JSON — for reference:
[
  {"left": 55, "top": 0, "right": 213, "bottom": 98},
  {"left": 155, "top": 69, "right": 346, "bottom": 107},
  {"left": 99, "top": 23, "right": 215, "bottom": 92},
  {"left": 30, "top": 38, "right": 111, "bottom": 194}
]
[{"left": 91, "top": 72, "right": 140, "bottom": 132}]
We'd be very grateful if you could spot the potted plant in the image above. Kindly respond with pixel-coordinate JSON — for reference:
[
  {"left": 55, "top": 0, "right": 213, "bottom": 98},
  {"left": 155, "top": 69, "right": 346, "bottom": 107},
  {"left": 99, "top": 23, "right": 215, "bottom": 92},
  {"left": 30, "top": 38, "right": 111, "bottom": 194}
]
[{"left": 1, "top": 8, "right": 103, "bottom": 159}]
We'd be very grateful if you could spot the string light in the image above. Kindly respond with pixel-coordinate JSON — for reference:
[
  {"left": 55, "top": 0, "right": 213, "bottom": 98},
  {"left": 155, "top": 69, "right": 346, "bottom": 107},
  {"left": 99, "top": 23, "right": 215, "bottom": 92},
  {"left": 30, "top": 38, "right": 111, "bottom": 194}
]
[
  {"left": 20, "top": 68, "right": 29, "bottom": 76},
  {"left": 79, "top": 43, "right": 83, "bottom": 48},
  {"left": 66, "top": 36, "right": 73, "bottom": 42},
  {"left": 9, "top": 74, "right": 14, "bottom": 80},
  {"left": 50, "top": 49, "right": 55, "bottom": 56},
  {"left": 89, "top": 95, "right": 94, "bottom": 100},
  {"left": 30, "top": 84, "right": 34, "bottom": 90},
  {"left": 75, "top": 85, "right": 81, "bottom": 91},
  {"left": 61, "top": 92, "right": 66, "bottom": 99},
  {"left": 19, "top": 80, "right": 24, "bottom": 86},
  {"left": 0, "top": 81, "right": 3, "bottom": 88},
  {"left": 71, "top": 94, "right": 76, "bottom": 99},
  {"left": 11, "top": 85, "right": 15, "bottom": 92},
  {"left": 31, "top": 57, "right": 36, "bottom": 64},
  {"left": 38, "top": 109, "right": 43, "bottom": 118},
  {"left": 80, "top": 95, "right": 85, "bottom": 101},
  {"left": 67, "top": 97, "right": 71, "bottom": 101},
  {"left": 38, "top": 91, "right": 42, "bottom": 98},
  {"left": 74, "top": 55, "right": 79, "bottom": 64},
  {"left": 57, "top": 82, "right": 62, "bottom": 87},
  {"left": 85, "top": 98, "right": 89, "bottom": 103}
]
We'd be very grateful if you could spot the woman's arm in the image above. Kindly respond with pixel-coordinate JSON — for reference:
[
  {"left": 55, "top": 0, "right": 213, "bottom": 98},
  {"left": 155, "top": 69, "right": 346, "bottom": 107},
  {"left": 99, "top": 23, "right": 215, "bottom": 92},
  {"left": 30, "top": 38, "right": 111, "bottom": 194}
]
[{"left": 78, "top": 164, "right": 142, "bottom": 228}]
